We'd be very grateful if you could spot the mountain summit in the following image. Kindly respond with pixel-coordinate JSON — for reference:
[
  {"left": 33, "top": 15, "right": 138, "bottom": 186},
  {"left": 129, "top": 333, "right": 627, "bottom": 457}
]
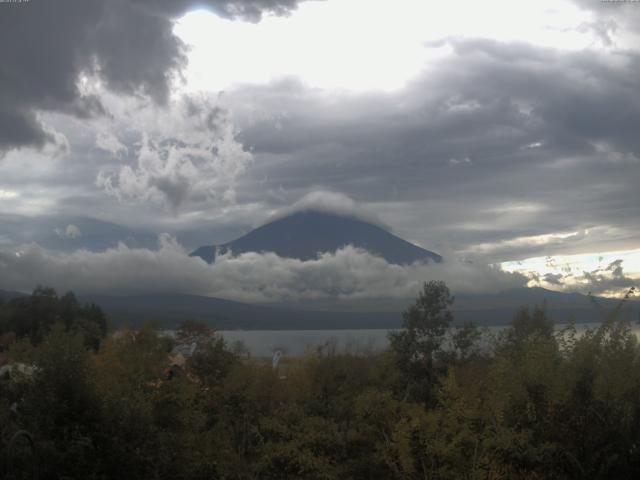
[{"left": 190, "top": 210, "right": 441, "bottom": 265}]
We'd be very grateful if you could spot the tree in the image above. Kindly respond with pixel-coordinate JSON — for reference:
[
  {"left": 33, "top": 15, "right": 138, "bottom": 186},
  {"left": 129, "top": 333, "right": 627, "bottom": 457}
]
[
  {"left": 388, "top": 280, "right": 454, "bottom": 404},
  {"left": 188, "top": 335, "right": 238, "bottom": 387},
  {"left": 19, "top": 325, "right": 102, "bottom": 478},
  {"left": 0, "top": 287, "right": 108, "bottom": 350},
  {"left": 508, "top": 304, "right": 553, "bottom": 345},
  {"left": 451, "top": 321, "right": 482, "bottom": 362}
]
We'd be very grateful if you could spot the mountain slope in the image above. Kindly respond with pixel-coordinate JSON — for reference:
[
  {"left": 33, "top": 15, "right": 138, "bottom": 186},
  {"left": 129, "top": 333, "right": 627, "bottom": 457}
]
[
  {"left": 81, "top": 288, "right": 640, "bottom": 330},
  {"left": 262, "top": 287, "right": 640, "bottom": 325},
  {"left": 0, "top": 289, "right": 27, "bottom": 301},
  {"left": 82, "top": 293, "right": 402, "bottom": 330},
  {"left": 191, "top": 210, "right": 441, "bottom": 265}
]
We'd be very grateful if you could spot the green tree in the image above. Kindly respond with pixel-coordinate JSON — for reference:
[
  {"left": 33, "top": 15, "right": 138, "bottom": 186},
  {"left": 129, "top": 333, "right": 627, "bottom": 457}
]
[
  {"left": 18, "top": 325, "right": 102, "bottom": 478},
  {"left": 451, "top": 321, "right": 483, "bottom": 362},
  {"left": 388, "top": 280, "right": 454, "bottom": 404},
  {"left": 0, "top": 287, "right": 108, "bottom": 350},
  {"left": 188, "top": 335, "right": 239, "bottom": 388},
  {"left": 508, "top": 304, "right": 554, "bottom": 345}
]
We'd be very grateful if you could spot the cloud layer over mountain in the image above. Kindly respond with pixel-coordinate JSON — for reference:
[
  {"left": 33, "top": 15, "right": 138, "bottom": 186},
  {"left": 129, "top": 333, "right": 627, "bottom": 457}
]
[
  {"left": 0, "top": 0, "right": 638, "bottom": 296},
  {"left": 0, "top": 238, "right": 525, "bottom": 302}
]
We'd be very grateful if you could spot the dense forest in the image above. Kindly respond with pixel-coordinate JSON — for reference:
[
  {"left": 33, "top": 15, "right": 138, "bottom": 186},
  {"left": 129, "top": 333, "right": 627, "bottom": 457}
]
[{"left": 1, "top": 282, "right": 640, "bottom": 479}]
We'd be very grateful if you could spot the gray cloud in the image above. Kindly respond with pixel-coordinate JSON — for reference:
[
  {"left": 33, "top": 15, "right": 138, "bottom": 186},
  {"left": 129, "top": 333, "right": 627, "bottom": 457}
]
[
  {"left": 572, "top": 0, "right": 640, "bottom": 41},
  {"left": 219, "top": 39, "right": 640, "bottom": 261},
  {"left": 579, "top": 258, "right": 637, "bottom": 295},
  {"left": 0, "top": 0, "right": 312, "bottom": 151},
  {"left": 5, "top": 34, "right": 639, "bottom": 263},
  {"left": 0, "top": 239, "right": 526, "bottom": 302},
  {"left": 0, "top": 213, "right": 159, "bottom": 253},
  {"left": 543, "top": 273, "right": 565, "bottom": 286},
  {"left": 135, "top": 0, "right": 313, "bottom": 22},
  {"left": 54, "top": 224, "right": 82, "bottom": 239},
  {"left": 262, "top": 190, "right": 389, "bottom": 230},
  {"left": 1, "top": 1, "right": 639, "bottom": 280}
]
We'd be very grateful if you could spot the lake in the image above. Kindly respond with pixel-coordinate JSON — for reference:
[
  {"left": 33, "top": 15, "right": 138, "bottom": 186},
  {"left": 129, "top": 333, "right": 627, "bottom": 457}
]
[{"left": 217, "top": 322, "right": 640, "bottom": 357}]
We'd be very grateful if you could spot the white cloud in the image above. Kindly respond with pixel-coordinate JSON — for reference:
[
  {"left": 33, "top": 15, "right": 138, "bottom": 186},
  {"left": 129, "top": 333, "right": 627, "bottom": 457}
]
[
  {"left": 263, "top": 190, "right": 389, "bottom": 229},
  {"left": 95, "top": 131, "right": 128, "bottom": 158},
  {"left": 470, "top": 230, "right": 586, "bottom": 256},
  {"left": 96, "top": 95, "right": 253, "bottom": 212},
  {"left": 503, "top": 249, "right": 640, "bottom": 296},
  {"left": 0, "top": 239, "right": 526, "bottom": 302},
  {"left": 448, "top": 156, "right": 472, "bottom": 166},
  {"left": 175, "top": 0, "right": 604, "bottom": 94},
  {"left": 0, "top": 190, "right": 18, "bottom": 199}
]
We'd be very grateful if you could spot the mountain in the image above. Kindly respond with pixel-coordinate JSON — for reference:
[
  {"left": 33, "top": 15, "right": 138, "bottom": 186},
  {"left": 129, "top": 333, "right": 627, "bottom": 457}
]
[
  {"left": 268, "top": 287, "right": 640, "bottom": 326},
  {"left": 455, "top": 287, "right": 640, "bottom": 325},
  {"left": 0, "top": 213, "right": 160, "bottom": 253},
  {"left": 82, "top": 293, "right": 401, "bottom": 330},
  {"left": 81, "top": 288, "right": 639, "bottom": 331},
  {"left": 0, "top": 289, "right": 27, "bottom": 302},
  {"left": 190, "top": 210, "right": 441, "bottom": 265}
]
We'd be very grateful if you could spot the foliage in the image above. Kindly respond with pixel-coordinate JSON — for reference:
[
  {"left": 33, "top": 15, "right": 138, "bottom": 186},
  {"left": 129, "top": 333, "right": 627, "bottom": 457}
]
[
  {"left": 388, "top": 280, "right": 455, "bottom": 404},
  {"left": 0, "top": 286, "right": 108, "bottom": 350},
  {"left": 2, "top": 283, "right": 640, "bottom": 479}
]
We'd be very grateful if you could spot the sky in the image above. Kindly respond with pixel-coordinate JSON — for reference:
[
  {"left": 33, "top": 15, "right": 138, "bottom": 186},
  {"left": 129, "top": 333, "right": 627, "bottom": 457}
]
[{"left": 0, "top": 0, "right": 639, "bottom": 301}]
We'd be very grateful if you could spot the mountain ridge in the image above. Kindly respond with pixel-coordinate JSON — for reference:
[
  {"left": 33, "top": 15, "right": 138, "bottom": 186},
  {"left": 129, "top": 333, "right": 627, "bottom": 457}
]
[
  {"left": 0, "top": 289, "right": 27, "bottom": 301},
  {"left": 80, "top": 287, "right": 640, "bottom": 330}
]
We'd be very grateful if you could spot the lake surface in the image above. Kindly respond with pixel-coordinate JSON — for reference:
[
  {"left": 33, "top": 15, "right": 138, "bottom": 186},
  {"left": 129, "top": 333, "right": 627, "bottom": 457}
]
[
  {"left": 218, "top": 322, "right": 640, "bottom": 357},
  {"left": 218, "top": 329, "right": 392, "bottom": 357}
]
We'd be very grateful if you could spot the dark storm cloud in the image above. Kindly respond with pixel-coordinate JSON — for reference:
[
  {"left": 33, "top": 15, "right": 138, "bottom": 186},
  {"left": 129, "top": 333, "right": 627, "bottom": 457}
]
[
  {"left": 222, "top": 38, "right": 640, "bottom": 261},
  {"left": 139, "top": 0, "right": 310, "bottom": 22},
  {"left": 0, "top": 0, "right": 312, "bottom": 151},
  {"left": 572, "top": 0, "right": 640, "bottom": 40},
  {"left": 236, "top": 40, "right": 640, "bottom": 161}
]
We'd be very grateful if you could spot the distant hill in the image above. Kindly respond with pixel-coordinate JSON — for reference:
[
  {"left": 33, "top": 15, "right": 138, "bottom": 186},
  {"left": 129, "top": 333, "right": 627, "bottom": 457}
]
[
  {"left": 190, "top": 210, "right": 441, "bottom": 265},
  {"left": 81, "top": 287, "right": 639, "bottom": 330},
  {"left": 82, "top": 293, "right": 401, "bottom": 330},
  {"left": 0, "top": 289, "right": 27, "bottom": 302},
  {"left": 268, "top": 287, "right": 640, "bottom": 326},
  {"left": 0, "top": 213, "right": 159, "bottom": 253},
  {"left": 455, "top": 287, "right": 640, "bottom": 325}
]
